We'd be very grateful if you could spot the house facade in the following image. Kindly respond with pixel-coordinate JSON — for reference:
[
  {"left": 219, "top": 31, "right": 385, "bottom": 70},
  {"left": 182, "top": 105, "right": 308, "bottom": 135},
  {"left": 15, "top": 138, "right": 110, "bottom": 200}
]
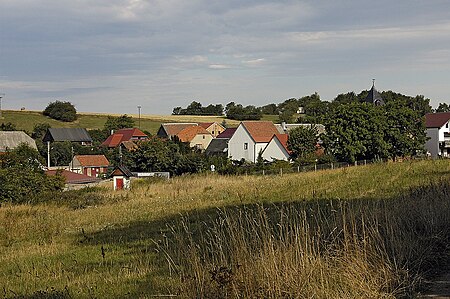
[
  {"left": 262, "top": 134, "right": 290, "bottom": 162},
  {"left": 198, "top": 122, "right": 226, "bottom": 138},
  {"left": 71, "top": 155, "right": 110, "bottom": 177},
  {"left": 177, "top": 126, "right": 213, "bottom": 150},
  {"left": 228, "top": 121, "right": 279, "bottom": 163},
  {"left": 425, "top": 112, "right": 450, "bottom": 158}
]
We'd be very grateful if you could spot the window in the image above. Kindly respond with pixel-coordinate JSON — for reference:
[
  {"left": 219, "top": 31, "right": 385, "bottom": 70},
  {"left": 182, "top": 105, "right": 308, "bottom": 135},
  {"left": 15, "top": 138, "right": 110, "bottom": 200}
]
[
  {"left": 446, "top": 122, "right": 449, "bottom": 128},
  {"left": 244, "top": 143, "right": 248, "bottom": 150}
]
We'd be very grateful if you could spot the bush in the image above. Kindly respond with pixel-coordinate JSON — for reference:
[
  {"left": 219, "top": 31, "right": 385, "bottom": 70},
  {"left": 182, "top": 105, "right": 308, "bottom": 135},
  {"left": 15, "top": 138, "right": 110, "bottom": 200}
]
[{"left": 43, "top": 100, "right": 77, "bottom": 122}]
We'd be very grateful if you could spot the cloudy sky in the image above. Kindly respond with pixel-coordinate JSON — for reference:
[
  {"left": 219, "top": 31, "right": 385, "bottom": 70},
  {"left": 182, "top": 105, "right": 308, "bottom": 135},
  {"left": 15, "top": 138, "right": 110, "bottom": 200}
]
[{"left": 1, "top": 0, "right": 450, "bottom": 114}]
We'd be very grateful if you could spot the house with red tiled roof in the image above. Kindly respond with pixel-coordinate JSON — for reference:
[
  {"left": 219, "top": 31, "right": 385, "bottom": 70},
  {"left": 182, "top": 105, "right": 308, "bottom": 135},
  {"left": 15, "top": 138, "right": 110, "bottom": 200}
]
[
  {"left": 101, "top": 128, "right": 148, "bottom": 148},
  {"left": 425, "top": 112, "right": 450, "bottom": 158},
  {"left": 261, "top": 134, "right": 291, "bottom": 162},
  {"left": 177, "top": 125, "right": 213, "bottom": 150},
  {"left": 156, "top": 123, "right": 198, "bottom": 139},
  {"left": 198, "top": 122, "right": 225, "bottom": 137},
  {"left": 228, "top": 121, "right": 279, "bottom": 162},
  {"left": 46, "top": 169, "right": 101, "bottom": 185},
  {"left": 71, "top": 155, "right": 110, "bottom": 177}
]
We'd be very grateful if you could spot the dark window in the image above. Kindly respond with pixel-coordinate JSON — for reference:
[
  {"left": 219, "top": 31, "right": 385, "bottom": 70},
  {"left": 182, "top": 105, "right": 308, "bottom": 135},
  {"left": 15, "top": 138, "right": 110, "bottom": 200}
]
[{"left": 244, "top": 143, "right": 248, "bottom": 150}]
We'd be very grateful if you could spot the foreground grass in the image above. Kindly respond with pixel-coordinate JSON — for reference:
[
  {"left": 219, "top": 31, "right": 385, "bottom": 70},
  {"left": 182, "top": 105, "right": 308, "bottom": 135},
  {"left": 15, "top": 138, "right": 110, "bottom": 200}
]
[{"left": 0, "top": 160, "right": 449, "bottom": 298}]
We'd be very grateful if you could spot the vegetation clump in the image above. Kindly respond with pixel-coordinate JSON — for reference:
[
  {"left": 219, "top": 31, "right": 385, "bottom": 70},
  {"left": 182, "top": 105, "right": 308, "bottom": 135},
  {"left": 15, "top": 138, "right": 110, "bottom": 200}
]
[{"left": 43, "top": 100, "right": 77, "bottom": 122}]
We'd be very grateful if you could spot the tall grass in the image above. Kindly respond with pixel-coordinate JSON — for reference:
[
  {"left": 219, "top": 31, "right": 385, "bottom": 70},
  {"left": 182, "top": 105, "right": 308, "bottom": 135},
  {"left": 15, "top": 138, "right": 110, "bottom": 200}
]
[
  {"left": 0, "top": 160, "right": 449, "bottom": 297},
  {"left": 164, "top": 181, "right": 450, "bottom": 298}
]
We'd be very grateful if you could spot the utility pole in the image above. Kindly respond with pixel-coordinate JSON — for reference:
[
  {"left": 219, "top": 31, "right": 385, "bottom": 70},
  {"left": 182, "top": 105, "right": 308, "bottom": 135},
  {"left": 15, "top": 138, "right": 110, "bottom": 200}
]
[
  {"left": 137, "top": 105, "right": 142, "bottom": 129},
  {"left": 0, "top": 93, "right": 4, "bottom": 119}
]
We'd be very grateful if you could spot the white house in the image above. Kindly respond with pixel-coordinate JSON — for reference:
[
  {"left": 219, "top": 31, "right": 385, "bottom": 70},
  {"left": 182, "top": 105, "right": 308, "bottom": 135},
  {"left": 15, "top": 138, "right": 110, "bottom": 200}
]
[
  {"left": 262, "top": 134, "right": 291, "bottom": 162},
  {"left": 425, "top": 112, "right": 450, "bottom": 158},
  {"left": 228, "top": 121, "right": 279, "bottom": 162}
]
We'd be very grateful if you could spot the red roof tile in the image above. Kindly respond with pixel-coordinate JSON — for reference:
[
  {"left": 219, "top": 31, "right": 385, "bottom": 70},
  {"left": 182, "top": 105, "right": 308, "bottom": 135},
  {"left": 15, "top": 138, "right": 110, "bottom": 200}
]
[
  {"left": 46, "top": 170, "right": 101, "bottom": 184},
  {"left": 162, "top": 123, "right": 198, "bottom": 136},
  {"left": 74, "top": 155, "right": 110, "bottom": 167},
  {"left": 101, "top": 128, "right": 148, "bottom": 147},
  {"left": 198, "top": 122, "right": 214, "bottom": 129},
  {"left": 273, "top": 134, "right": 290, "bottom": 153},
  {"left": 242, "top": 121, "right": 279, "bottom": 143},
  {"left": 217, "top": 128, "right": 237, "bottom": 139},
  {"left": 177, "top": 126, "right": 211, "bottom": 142},
  {"left": 425, "top": 112, "right": 450, "bottom": 128}
]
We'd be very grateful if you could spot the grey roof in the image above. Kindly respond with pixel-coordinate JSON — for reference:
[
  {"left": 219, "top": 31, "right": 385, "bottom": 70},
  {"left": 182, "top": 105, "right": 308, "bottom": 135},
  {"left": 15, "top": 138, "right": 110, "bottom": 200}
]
[
  {"left": 0, "top": 131, "right": 37, "bottom": 152},
  {"left": 205, "top": 138, "right": 228, "bottom": 155},
  {"left": 43, "top": 128, "right": 92, "bottom": 142},
  {"left": 275, "top": 123, "right": 325, "bottom": 135},
  {"left": 365, "top": 82, "right": 385, "bottom": 106}
]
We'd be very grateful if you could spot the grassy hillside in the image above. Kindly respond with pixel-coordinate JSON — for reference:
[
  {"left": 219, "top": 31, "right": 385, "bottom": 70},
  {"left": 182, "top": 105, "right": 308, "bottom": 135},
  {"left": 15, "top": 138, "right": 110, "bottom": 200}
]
[
  {"left": 0, "top": 160, "right": 449, "bottom": 298},
  {"left": 1, "top": 110, "right": 240, "bottom": 134}
]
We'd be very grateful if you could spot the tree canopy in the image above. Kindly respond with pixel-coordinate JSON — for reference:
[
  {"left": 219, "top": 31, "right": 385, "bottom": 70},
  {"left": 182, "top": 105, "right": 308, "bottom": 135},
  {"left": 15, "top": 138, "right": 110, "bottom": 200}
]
[
  {"left": 104, "top": 115, "right": 135, "bottom": 132},
  {"left": 287, "top": 126, "right": 318, "bottom": 160},
  {"left": 43, "top": 100, "right": 77, "bottom": 122},
  {"left": 172, "top": 101, "right": 223, "bottom": 116}
]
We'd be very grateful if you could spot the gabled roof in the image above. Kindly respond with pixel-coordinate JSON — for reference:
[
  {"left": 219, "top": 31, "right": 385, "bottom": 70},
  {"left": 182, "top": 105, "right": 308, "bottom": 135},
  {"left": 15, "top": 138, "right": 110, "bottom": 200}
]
[
  {"left": 177, "top": 126, "right": 211, "bottom": 142},
  {"left": 0, "top": 131, "right": 37, "bottom": 152},
  {"left": 198, "top": 122, "right": 214, "bottom": 129},
  {"left": 159, "top": 123, "right": 198, "bottom": 137},
  {"left": 217, "top": 128, "right": 237, "bottom": 139},
  {"left": 101, "top": 128, "right": 147, "bottom": 147},
  {"left": 110, "top": 165, "right": 134, "bottom": 177},
  {"left": 121, "top": 140, "right": 138, "bottom": 151},
  {"left": 43, "top": 128, "right": 92, "bottom": 142},
  {"left": 425, "top": 112, "right": 450, "bottom": 128},
  {"left": 74, "top": 155, "right": 110, "bottom": 167},
  {"left": 242, "top": 121, "right": 279, "bottom": 143},
  {"left": 364, "top": 81, "right": 384, "bottom": 106},
  {"left": 205, "top": 138, "right": 228, "bottom": 155},
  {"left": 271, "top": 134, "right": 290, "bottom": 154},
  {"left": 46, "top": 170, "right": 101, "bottom": 184}
]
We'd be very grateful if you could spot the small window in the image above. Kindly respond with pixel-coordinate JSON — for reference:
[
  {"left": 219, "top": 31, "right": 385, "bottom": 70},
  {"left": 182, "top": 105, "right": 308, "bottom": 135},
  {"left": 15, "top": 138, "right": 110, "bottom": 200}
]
[
  {"left": 203, "top": 135, "right": 205, "bottom": 139},
  {"left": 446, "top": 122, "right": 449, "bottom": 128},
  {"left": 212, "top": 131, "right": 215, "bottom": 135},
  {"left": 244, "top": 143, "right": 248, "bottom": 150}
]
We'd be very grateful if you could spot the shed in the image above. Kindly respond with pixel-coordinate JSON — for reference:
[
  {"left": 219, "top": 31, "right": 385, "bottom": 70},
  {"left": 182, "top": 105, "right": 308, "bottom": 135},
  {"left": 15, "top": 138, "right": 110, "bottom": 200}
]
[
  {"left": 110, "top": 165, "right": 134, "bottom": 190},
  {"left": 43, "top": 128, "right": 92, "bottom": 145}
]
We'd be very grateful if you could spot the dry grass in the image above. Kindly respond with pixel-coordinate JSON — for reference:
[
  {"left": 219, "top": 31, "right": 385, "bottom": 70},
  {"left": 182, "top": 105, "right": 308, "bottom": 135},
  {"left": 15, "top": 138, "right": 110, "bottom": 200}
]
[{"left": 0, "top": 160, "right": 449, "bottom": 297}]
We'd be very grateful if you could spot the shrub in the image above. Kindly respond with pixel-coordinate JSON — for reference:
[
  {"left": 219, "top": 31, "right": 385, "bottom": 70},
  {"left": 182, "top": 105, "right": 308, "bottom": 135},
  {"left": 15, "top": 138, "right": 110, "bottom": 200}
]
[{"left": 43, "top": 100, "right": 77, "bottom": 122}]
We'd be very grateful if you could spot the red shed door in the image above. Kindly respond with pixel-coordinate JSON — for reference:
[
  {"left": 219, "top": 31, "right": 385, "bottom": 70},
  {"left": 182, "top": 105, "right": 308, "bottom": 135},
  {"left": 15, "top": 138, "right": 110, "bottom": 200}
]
[{"left": 116, "top": 178, "right": 124, "bottom": 190}]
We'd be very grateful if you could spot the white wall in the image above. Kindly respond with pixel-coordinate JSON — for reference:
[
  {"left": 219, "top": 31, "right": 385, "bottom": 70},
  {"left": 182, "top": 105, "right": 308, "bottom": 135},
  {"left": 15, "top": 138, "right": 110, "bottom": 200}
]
[
  {"left": 425, "top": 128, "right": 439, "bottom": 158},
  {"left": 262, "top": 138, "right": 289, "bottom": 162},
  {"left": 228, "top": 125, "right": 255, "bottom": 162}
]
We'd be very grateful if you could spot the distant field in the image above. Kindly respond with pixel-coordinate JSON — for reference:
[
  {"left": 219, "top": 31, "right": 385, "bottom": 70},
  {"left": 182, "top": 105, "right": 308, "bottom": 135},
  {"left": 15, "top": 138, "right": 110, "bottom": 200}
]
[{"left": 1, "top": 110, "right": 242, "bottom": 134}]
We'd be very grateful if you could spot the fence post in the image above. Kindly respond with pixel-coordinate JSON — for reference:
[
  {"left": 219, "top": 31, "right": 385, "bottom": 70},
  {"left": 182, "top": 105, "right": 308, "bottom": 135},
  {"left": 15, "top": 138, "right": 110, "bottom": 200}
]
[
  {"left": 331, "top": 163, "right": 334, "bottom": 170},
  {"left": 364, "top": 160, "right": 367, "bottom": 166},
  {"left": 314, "top": 164, "right": 317, "bottom": 172},
  {"left": 297, "top": 166, "right": 300, "bottom": 173},
  {"left": 354, "top": 161, "right": 357, "bottom": 167},
  {"left": 280, "top": 168, "right": 283, "bottom": 176},
  {"left": 262, "top": 169, "right": 265, "bottom": 176}
]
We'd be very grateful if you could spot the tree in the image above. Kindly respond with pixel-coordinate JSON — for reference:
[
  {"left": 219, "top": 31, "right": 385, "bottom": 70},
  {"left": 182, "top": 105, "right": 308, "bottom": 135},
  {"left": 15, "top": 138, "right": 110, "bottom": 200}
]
[
  {"left": 322, "top": 103, "right": 389, "bottom": 163},
  {"left": 104, "top": 115, "right": 135, "bottom": 132},
  {"left": 436, "top": 103, "right": 450, "bottom": 113},
  {"left": 43, "top": 100, "right": 77, "bottom": 122},
  {"left": 287, "top": 126, "right": 318, "bottom": 160},
  {"left": 31, "top": 123, "right": 51, "bottom": 139},
  {"left": 0, "top": 144, "right": 64, "bottom": 203},
  {"left": 172, "top": 107, "right": 182, "bottom": 115}
]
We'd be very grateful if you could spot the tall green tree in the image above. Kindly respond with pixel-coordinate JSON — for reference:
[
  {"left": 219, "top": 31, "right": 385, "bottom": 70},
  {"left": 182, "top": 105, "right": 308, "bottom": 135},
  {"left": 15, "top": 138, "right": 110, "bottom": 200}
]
[
  {"left": 435, "top": 103, "right": 450, "bottom": 113},
  {"left": 287, "top": 126, "right": 318, "bottom": 160}
]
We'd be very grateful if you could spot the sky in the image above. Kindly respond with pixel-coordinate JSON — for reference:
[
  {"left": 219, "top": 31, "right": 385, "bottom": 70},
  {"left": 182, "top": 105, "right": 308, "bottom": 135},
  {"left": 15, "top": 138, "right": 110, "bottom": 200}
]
[{"left": 1, "top": 0, "right": 450, "bottom": 115}]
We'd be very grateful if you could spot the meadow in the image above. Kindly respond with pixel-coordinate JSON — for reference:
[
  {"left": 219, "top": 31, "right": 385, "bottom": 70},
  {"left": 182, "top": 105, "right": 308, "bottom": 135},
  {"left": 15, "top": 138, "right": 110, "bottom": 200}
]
[
  {"left": 1, "top": 110, "right": 241, "bottom": 134},
  {"left": 0, "top": 159, "right": 449, "bottom": 298}
]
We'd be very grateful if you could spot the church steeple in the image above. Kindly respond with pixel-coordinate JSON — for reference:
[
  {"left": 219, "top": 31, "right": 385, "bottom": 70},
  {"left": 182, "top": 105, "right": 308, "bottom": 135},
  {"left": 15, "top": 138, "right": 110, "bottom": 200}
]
[{"left": 365, "top": 79, "right": 384, "bottom": 106}]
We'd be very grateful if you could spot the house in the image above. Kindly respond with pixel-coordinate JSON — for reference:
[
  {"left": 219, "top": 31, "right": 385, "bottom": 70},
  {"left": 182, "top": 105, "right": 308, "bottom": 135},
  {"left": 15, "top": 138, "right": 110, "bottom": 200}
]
[
  {"left": 71, "top": 155, "right": 110, "bottom": 177},
  {"left": 0, "top": 131, "right": 37, "bottom": 153},
  {"left": 101, "top": 128, "right": 148, "bottom": 148},
  {"left": 228, "top": 121, "right": 279, "bottom": 162},
  {"left": 198, "top": 122, "right": 226, "bottom": 138},
  {"left": 110, "top": 165, "right": 134, "bottom": 190},
  {"left": 275, "top": 123, "right": 326, "bottom": 136},
  {"left": 262, "top": 134, "right": 291, "bottom": 162},
  {"left": 425, "top": 112, "right": 450, "bottom": 158},
  {"left": 43, "top": 128, "right": 92, "bottom": 145},
  {"left": 157, "top": 123, "right": 198, "bottom": 139},
  {"left": 177, "top": 125, "right": 213, "bottom": 150},
  {"left": 205, "top": 128, "right": 237, "bottom": 156}
]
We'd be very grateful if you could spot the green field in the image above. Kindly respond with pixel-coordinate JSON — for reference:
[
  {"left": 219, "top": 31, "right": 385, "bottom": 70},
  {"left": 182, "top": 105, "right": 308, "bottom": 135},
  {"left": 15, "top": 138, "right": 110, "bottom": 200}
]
[
  {"left": 1, "top": 110, "right": 242, "bottom": 134},
  {"left": 0, "top": 160, "right": 449, "bottom": 298}
]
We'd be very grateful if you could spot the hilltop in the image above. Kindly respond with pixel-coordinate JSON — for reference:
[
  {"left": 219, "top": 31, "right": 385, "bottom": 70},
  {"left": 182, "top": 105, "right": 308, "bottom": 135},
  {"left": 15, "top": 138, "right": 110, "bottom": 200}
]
[{"left": 0, "top": 110, "right": 242, "bottom": 134}]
